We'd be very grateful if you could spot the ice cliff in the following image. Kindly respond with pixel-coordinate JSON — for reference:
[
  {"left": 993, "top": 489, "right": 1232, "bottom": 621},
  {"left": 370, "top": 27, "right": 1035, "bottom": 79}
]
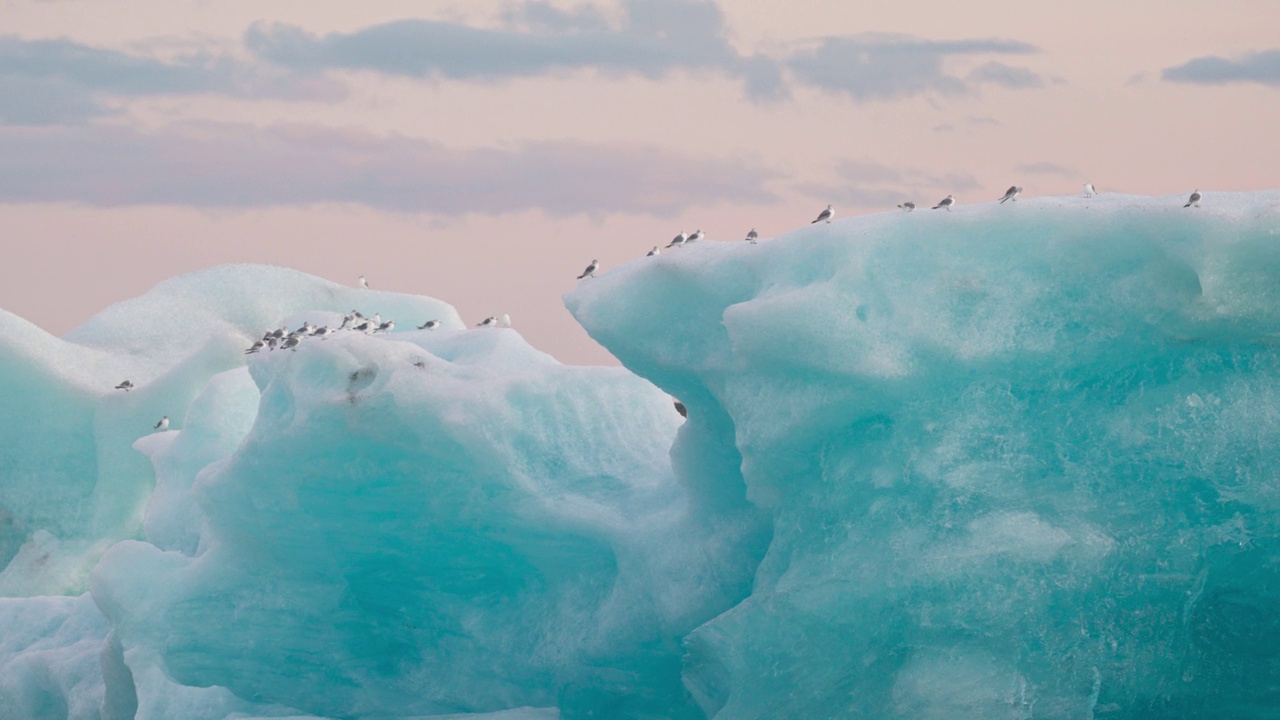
[{"left": 3, "top": 191, "right": 1280, "bottom": 719}]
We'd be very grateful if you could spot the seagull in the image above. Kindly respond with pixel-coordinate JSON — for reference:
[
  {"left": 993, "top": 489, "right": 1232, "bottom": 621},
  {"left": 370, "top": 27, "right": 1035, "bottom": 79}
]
[
  {"left": 338, "top": 315, "right": 353, "bottom": 330},
  {"left": 998, "top": 186, "right": 1022, "bottom": 204},
  {"left": 811, "top": 204, "right": 834, "bottom": 224},
  {"left": 898, "top": 201, "right": 915, "bottom": 212},
  {"left": 269, "top": 328, "right": 285, "bottom": 339},
  {"left": 1083, "top": 183, "right": 1096, "bottom": 198},
  {"left": 932, "top": 195, "right": 956, "bottom": 211},
  {"left": 352, "top": 319, "right": 371, "bottom": 333},
  {"left": 577, "top": 259, "right": 599, "bottom": 279},
  {"left": 417, "top": 320, "right": 440, "bottom": 330},
  {"left": 281, "top": 336, "right": 301, "bottom": 351},
  {"left": 667, "top": 231, "right": 688, "bottom": 249},
  {"left": 154, "top": 416, "right": 169, "bottom": 431},
  {"left": 245, "top": 340, "right": 265, "bottom": 354},
  {"left": 499, "top": 314, "right": 511, "bottom": 328},
  {"left": 308, "top": 325, "right": 327, "bottom": 336},
  {"left": 477, "top": 316, "right": 497, "bottom": 328},
  {"left": 314, "top": 327, "right": 336, "bottom": 339},
  {"left": 114, "top": 380, "right": 133, "bottom": 391},
  {"left": 687, "top": 229, "right": 705, "bottom": 242},
  {"left": 1184, "top": 190, "right": 1202, "bottom": 208},
  {"left": 295, "top": 321, "right": 315, "bottom": 335},
  {"left": 372, "top": 313, "right": 382, "bottom": 325},
  {"left": 646, "top": 246, "right": 660, "bottom": 257},
  {"left": 374, "top": 320, "right": 395, "bottom": 334},
  {"left": 745, "top": 228, "right": 759, "bottom": 244},
  {"left": 359, "top": 275, "right": 370, "bottom": 289}
]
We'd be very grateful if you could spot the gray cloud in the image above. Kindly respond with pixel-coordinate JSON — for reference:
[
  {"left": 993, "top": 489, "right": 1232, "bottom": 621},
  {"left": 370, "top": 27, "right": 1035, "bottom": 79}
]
[
  {"left": 796, "top": 159, "right": 980, "bottom": 209},
  {"left": 1162, "top": 49, "right": 1280, "bottom": 86},
  {"left": 967, "top": 61, "right": 1044, "bottom": 89},
  {"left": 0, "top": 122, "right": 778, "bottom": 216},
  {"left": 785, "top": 35, "right": 1040, "bottom": 100},
  {"left": 0, "top": 34, "right": 344, "bottom": 125},
  {"left": 246, "top": 5, "right": 1042, "bottom": 104},
  {"left": 245, "top": 0, "right": 742, "bottom": 83}
]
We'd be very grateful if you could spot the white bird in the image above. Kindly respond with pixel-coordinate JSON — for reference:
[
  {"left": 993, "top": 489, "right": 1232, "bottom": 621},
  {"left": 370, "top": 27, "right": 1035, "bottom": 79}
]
[
  {"left": 352, "top": 319, "right": 371, "bottom": 333},
  {"left": 359, "top": 275, "right": 370, "bottom": 289},
  {"left": 998, "top": 186, "right": 1022, "bottom": 204},
  {"left": 745, "top": 228, "right": 758, "bottom": 244},
  {"left": 898, "top": 201, "right": 915, "bottom": 212},
  {"left": 811, "top": 204, "right": 834, "bottom": 224},
  {"left": 1184, "top": 190, "right": 1202, "bottom": 208},
  {"left": 577, "top": 259, "right": 599, "bottom": 280},
  {"left": 499, "top": 314, "right": 511, "bottom": 328},
  {"left": 932, "top": 195, "right": 956, "bottom": 211},
  {"left": 418, "top": 320, "right": 440, "bottom": 330},
  {"left": 374, "top": 321, "right": 395, "bottom": 334},
  {"left": 154, "top": 416, "right": 169, "bottom": 431},
  {"left": 667, "top": 231, "right": 688, "bottom": 249},
  {"left": 1083, "top": 183, "right": 1096, "bottom": 198},
  {"left": 338, "top": 314, "right": 353, "bottom": 330},
  {"left": 477, "top": 316, "right": 497, "bottom": 328},
  {"left": 646, "top": 246, "right": 660, "bottom": 257},
  {"left": 295, "top": 321, "right": 315, "bottom": 335},
  {"left": 315, "top": 327, "right": 336, "bottom": 339},
  {"left": 687, "top": 229, "right": 705, "bottom": 242},
  {"left": 281, "top": 336, "right": 301, "bottom": 351},
  {"left": 372, "top": 313, "right": 382, "bottom": 325},
  {"left": 114, "top": 380, "right": 133, "bottom": 391},
  {"left": 245, "top": 340, "right": 265, "bottom": 354}
]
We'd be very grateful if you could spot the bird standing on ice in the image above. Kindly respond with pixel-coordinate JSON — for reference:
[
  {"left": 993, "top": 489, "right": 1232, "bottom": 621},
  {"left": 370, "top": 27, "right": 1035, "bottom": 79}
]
[
  {"left": 686, "top": 229, "right": 705, "bottom": 243},
  {"left": 998, "top": 186, "right": 1022, "bottom": 204},
  {"left": 811, "top": 204, "right": 834, "bottom": 223},
  {"left": 477, "top": 316, "right": 497, "bottom": 328},
  {"left": 499, "top": 314, "right": 511, "bottom": 328},
  {"left": 933, "top": 195, "right": 956, "bottom": 210},
  {"left": 154, "top": 416, "right": 169, "bottom": 431},
  {"left": 359, "top": 275, "right": 370, "bottom": 289},
  {"left": 745, "top": 228, "right": 759, "bottom": 244},
  {"left": 417, "top": 320, "right": 439, "bottom": 330},
  {"left": 1083, "top": 183, "right": 1096, "bottom": 198},
  {"left": 667, "top": 231, "right": 687, "bottom": 249},
  {"left": 646, "top": 246, "right": 660, "bottom": 256},
  {"left": 245, "top": 340, "right": 265, "bottom": 354},
  {"left": 898, "top": 201, "right": 915, "bottom": 212},
  {"left": 114, "top": 380, "right": 133, "bottom": 391},
  {"left": 1184, "top": 190, "right": 1202, "bottom": 208},
  {"left": 577, "top": 259, "right": 599, "bottom": 279}
]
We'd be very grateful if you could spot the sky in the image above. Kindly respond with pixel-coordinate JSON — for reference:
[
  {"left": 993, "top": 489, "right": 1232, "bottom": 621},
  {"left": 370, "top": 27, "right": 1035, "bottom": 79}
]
[{"left": 2, "top": 0, "right": 1278, "bottom": 365}]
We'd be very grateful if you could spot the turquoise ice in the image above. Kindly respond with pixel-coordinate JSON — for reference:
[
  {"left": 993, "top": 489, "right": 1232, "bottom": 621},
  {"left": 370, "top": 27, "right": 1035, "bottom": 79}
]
[{"left": 3, "top": 191, "right": 1280, "bottom": 718}]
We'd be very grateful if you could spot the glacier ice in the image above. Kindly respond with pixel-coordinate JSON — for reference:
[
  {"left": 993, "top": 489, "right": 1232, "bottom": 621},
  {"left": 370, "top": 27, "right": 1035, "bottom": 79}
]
[{"left": 2, "top": 191, "right": 1280, "bottom": 718}]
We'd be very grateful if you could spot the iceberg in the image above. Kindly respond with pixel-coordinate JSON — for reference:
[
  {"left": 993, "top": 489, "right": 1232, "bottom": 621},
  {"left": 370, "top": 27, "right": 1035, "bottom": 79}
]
[{"left": 3, "top": 191, "right": 1280, "bottom": 718}]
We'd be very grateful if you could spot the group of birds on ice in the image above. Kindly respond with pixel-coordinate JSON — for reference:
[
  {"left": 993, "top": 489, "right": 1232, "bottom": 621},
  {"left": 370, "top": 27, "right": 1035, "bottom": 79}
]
[
  {"left": 117, "top": 277, "right": 516, "bottom": 432},
  {"left": 122, "top": 184, "right": 1209, "bottom": 432},
  {"left": 573, "top": 184, "right": 1206, "bottom": 281}
]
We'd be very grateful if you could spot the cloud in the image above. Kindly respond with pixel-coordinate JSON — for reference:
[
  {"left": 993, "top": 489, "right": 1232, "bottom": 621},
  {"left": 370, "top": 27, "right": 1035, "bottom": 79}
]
[
  {"left": 0, "top": 122, "right": 779, "bottom": 216},
  {"left": 784, "top": 35, "right": 1040, "bottom": 101},
  {"left": 245, "top": 0, "right": 743, "bottom": 83},
  {"left": 795, "top": 159, "right": 979, "bottom": 209},
  {"left": 967, "top": 61, "right": 1044, "bottom": 89},
  {"left": 0, "top": 34, "right": 345, "bottom": 125},
  {"left": 1162, "top": 49, "right": 1280, "bottom": 86},
  {"left": 246, "top": 5, "right": 1042, "bottom": 104},
  {"left": 1015, "top": 161, "right": 1076, "bottom": 177}
]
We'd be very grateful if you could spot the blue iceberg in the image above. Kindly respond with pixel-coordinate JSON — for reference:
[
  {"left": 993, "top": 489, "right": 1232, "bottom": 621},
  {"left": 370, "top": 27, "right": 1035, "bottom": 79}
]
[{"left": 3, "top": 191, "right": 1280, "bottom": 718}]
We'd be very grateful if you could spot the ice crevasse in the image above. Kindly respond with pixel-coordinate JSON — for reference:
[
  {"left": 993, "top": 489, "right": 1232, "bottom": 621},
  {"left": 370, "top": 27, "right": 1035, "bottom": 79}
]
[{"left": 3, "top": 191, "right": 1280, "bottom": 719}]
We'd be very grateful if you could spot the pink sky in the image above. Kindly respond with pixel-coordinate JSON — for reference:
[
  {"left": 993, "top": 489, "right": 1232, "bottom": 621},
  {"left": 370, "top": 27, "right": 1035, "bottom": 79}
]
[{"left": 2, "top": 0, "right": 1278, "bottom": 365}]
